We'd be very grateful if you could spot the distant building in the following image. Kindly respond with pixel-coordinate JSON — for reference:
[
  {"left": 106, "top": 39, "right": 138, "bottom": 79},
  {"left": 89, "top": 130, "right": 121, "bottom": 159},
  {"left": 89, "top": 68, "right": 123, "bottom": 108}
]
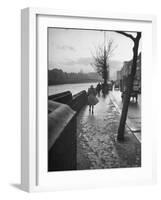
[
  {"left": 116, "top": 70, "right": 121, "bottom": 81},
  {"left": 116, "top": 53, "right": 141, "bottom": 92},
  {"left": 79, "top": 69, "right": 84, "bottom": 74}
]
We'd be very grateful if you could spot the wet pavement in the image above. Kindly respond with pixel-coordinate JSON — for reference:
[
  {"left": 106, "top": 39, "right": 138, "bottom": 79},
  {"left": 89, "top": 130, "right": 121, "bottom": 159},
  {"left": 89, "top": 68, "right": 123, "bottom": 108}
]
[{"left": 77, "top": 93, "right": 141, "bottom": 170}]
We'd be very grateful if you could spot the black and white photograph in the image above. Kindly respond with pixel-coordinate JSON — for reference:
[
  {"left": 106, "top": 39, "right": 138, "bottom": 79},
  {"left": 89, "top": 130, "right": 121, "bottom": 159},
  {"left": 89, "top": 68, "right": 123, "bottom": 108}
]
[{"left": 48, "top": 27, "right": 141, "bottom": 172}]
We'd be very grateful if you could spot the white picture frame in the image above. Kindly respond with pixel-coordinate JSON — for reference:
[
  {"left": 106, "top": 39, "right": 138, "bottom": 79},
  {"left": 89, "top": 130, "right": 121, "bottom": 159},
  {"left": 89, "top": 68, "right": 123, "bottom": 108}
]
[{"left": 21, "top": 7, "right": 157, "bottom": 192}]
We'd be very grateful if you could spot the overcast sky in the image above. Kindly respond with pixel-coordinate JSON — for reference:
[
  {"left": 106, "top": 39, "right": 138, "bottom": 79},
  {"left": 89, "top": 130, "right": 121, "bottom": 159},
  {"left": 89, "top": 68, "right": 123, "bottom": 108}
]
[{"left": 48, "top": 28, "right": 141, "bottom": 73}]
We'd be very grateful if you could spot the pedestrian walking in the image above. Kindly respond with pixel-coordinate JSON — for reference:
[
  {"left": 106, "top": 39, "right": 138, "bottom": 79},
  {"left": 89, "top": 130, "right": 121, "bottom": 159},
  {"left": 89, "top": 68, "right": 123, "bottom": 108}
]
[
  {"left": 96, "top": 82, "right": 101, "bottom": 96},
  {"left": 87, "top": 85, "right": 99, "bottom": 114}
]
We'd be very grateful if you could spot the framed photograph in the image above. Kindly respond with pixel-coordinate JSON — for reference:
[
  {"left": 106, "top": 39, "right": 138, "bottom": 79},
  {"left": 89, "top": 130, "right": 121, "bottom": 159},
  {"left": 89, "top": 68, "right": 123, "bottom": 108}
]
[{"left": 21, "top": 7, "right": 156, "bottom": 192}]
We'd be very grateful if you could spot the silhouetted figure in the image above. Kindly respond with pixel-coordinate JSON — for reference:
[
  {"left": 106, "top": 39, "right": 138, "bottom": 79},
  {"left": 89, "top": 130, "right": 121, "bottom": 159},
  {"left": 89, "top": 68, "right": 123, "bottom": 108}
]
[
  {"left": 101, "top": 83, "right": 108, "bottom": 97},
  {"left": 96, "top": 82, "right": 101, "bottom": 96},
  {"left": 87, "top": 85, "right": 99, "bottom": 114}
]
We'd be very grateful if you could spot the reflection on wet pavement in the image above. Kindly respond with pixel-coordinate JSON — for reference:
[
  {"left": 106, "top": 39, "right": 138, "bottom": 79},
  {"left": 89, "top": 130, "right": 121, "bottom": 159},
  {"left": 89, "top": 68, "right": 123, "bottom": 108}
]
[
  {"left": 77, "top": 93, "right": 141, "bottom": 170},
  {"left": 77, "top": 94, "right": 120, "bottom": 169}
]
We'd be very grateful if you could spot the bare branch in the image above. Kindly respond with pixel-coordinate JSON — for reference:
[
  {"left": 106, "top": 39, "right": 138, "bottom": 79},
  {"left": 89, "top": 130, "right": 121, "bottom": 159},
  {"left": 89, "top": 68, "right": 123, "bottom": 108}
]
[
  {"left": 91, "top": 38, "right": 117, "bottom": 83},
  {"left": 115, "top": 31, "right": 135, "bottom": 41}
]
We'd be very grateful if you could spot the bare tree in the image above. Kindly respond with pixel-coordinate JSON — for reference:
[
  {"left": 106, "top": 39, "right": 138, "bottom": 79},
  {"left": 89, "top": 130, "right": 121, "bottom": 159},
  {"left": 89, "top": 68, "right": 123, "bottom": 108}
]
[
  {"left": 91, "top": 37, "right": 116, "bottom": 86},
  {"left": 115, "top": 31, "right": 141, "bottom": 141}
]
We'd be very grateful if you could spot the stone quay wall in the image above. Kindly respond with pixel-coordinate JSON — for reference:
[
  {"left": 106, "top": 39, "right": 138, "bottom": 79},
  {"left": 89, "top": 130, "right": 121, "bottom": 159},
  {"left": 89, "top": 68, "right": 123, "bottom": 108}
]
[{"left": 48, "top": 90, "right": 87, "bottom": 171}]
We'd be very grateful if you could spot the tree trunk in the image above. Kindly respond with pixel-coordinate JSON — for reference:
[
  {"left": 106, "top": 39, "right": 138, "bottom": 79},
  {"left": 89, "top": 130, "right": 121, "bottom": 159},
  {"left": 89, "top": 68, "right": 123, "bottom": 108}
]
[
  {"left": 103, "top": 69, "right": 107, "bottom": 85},
  {"left": 104, "top": 48, "right": 107, "bottom": 85},
  {"left": 117, "top": 33, "right": 141, "bottom": 141}
]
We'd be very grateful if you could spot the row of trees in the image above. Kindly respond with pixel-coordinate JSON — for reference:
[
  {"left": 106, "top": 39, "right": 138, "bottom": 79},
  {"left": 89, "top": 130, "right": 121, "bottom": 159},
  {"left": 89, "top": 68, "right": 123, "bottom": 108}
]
[{"left": 48, "top": 68, "right": 102, "bottom": 85}]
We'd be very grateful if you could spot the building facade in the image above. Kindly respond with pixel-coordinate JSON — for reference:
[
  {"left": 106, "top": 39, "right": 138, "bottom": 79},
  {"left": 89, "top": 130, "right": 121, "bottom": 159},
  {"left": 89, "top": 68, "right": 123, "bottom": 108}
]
[{"left": 116, "top": 52, "right": 141, "bottom": 93}]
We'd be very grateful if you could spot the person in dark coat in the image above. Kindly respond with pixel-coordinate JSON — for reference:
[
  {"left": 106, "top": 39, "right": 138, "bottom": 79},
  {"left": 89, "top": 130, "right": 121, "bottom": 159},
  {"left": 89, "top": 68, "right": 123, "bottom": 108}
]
[
  {"left": 87, "top": 85, "right": 99, "bottom": 114},
  {"left": 96, "top": 82, "right": 101, "bottom": 96}
]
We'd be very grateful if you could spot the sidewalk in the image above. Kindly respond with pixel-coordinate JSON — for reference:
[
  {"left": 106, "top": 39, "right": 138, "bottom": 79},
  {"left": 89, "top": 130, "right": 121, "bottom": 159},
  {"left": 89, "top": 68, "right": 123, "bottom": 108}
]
[
  {"left": 77, "top": 94, "right": 141, "bottom": 170},
  {"left": 109, "top": 90, "right": 141, "bottom": 142}
]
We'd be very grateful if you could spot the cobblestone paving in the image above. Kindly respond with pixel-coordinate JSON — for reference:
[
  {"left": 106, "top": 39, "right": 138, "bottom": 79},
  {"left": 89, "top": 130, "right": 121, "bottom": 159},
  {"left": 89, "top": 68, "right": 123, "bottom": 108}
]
[{"left": 77, "top": 94, "right": 141, "bottom": 170}]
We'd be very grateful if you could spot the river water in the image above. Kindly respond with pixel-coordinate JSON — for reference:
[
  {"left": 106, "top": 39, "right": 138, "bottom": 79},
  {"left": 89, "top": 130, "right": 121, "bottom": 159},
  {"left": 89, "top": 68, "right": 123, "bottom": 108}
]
[{"left": 48, "top": 82, "right": 98, "bottom": 96}]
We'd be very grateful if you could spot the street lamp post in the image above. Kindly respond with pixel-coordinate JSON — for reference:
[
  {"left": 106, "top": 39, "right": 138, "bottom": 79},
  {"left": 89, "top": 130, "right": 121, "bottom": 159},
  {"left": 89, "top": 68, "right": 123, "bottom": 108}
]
[{"left": 103, "top": 31, "right": 109, "bottom": 93}]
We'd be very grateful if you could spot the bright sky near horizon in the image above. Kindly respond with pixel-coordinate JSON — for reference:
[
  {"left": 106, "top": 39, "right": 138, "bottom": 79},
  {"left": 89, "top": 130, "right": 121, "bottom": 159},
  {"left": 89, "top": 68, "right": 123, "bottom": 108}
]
[{"left": 48, "top": 28, "right": 141, "bottom": 73}]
